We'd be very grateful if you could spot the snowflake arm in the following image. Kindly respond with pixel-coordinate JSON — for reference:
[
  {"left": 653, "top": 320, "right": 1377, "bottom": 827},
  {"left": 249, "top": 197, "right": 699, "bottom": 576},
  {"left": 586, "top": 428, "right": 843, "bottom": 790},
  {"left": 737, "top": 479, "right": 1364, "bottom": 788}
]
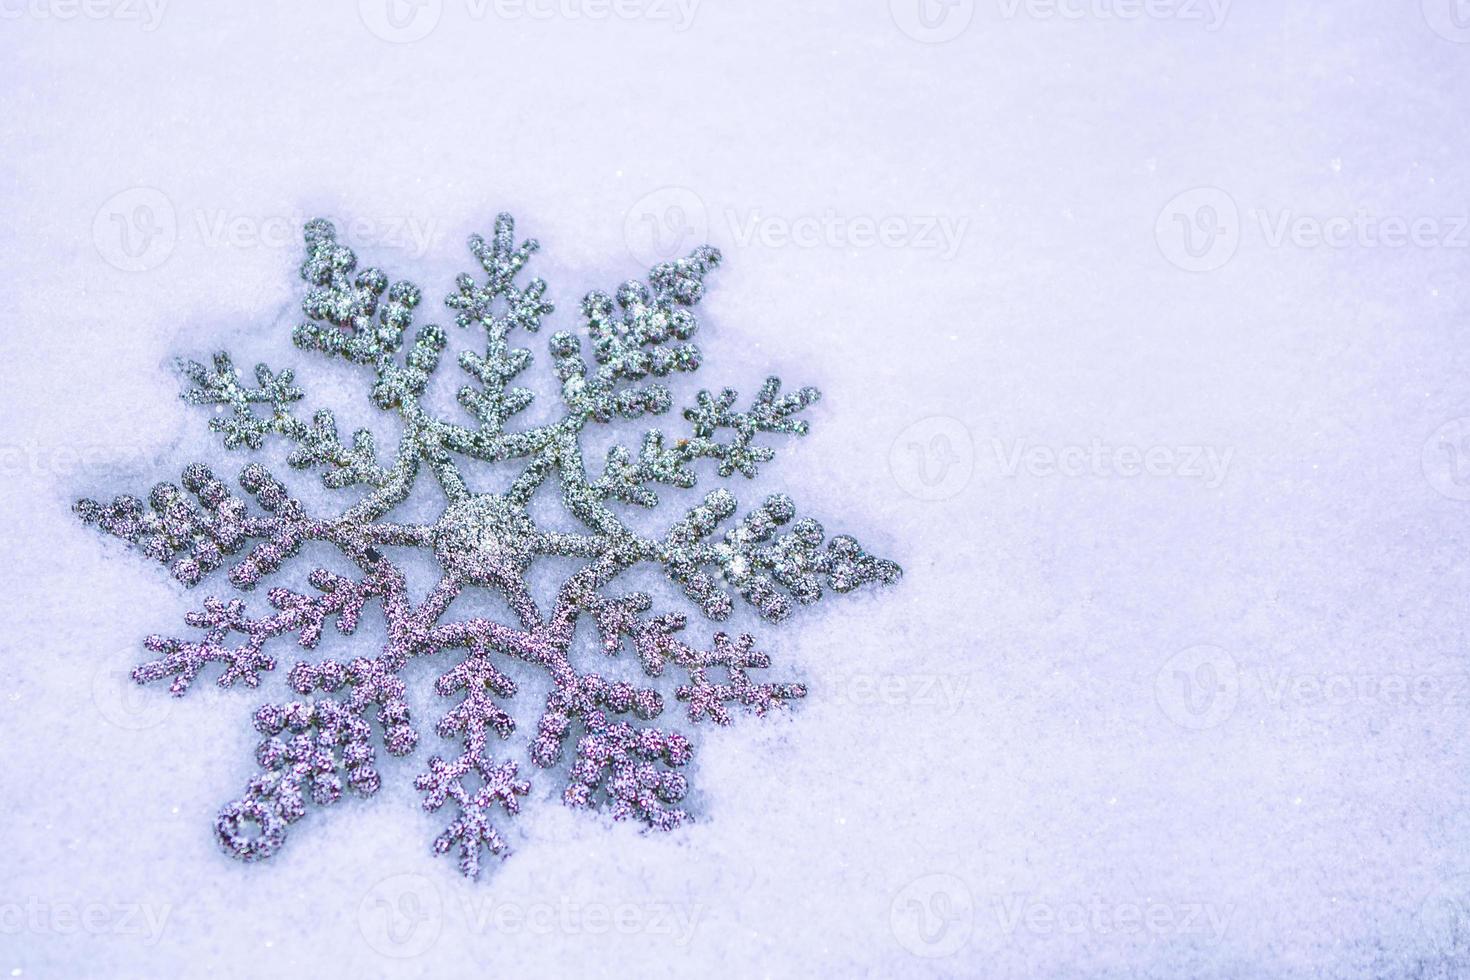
[
  {"left": 75, "top": 461, "right": 364, "bottom": 589},
  {"left": 433, "top": 214, "right": 562, "bottom": 464},
  {"left": 133, "top": 569, "right": 387, "bottom": 695},
  {"left": 658, "top": 490, "right": 901, "bottom": 621},
  {"left": 592, "top": 376, "right": 822, "bottom": 507},
  {"left": 416, "top": 651, "right": 530, "bottom": 878},
  {"left": 292, "top": 218, "right": 422, "bottom": 369},
  {"left": 526, "top": 622, "right": 689, "bottom": 833},
  {"left": 544, "top": 248, "right": 718, "bottom": 431},
  {"left": 582, "top": 592, "right": 807, "bottom": 724},
  {"left": 215, "top": 655, "right": 416, "bottom": 864},
  {"left": 75, "top": 462, "right": 250, "bottom": 587}
]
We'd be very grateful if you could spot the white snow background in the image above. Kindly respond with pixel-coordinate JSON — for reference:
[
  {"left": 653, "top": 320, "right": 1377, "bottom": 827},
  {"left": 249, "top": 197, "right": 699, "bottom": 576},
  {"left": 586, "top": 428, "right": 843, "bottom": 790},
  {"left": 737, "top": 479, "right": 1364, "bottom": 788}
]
[{"left": 3, "top": 1, "right": 1470, "bottom": 976}]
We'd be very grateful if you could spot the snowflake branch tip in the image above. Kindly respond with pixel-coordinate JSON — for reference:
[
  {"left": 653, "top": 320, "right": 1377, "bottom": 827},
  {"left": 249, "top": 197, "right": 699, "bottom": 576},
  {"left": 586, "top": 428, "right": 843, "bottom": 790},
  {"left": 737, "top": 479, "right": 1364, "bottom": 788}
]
[
  {"left": 75, "top": 463, "right": 249, "bottom": 587},
  {"left": 214, "top": 661, "right": 407, "bottom": 863},
  {"left": 661, "top": 490, "right": 901, "bottom": 621},
  {"left": 592, "top": 376, "right": 821, "bottom": 507}
]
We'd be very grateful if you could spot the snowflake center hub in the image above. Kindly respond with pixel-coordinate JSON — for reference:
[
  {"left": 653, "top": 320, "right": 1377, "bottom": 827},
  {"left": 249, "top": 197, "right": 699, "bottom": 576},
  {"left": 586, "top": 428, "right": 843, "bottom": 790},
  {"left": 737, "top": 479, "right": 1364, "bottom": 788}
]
[{"left": 433, "top": 494, "right": 538, "bottom": 585}]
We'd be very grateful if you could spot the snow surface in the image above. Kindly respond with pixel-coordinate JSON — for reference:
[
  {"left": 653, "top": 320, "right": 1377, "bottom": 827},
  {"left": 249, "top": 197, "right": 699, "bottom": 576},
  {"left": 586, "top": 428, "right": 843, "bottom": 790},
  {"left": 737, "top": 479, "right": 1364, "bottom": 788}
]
[{"left": 3, "top": 1, "right": 1470, "bottom": 976}]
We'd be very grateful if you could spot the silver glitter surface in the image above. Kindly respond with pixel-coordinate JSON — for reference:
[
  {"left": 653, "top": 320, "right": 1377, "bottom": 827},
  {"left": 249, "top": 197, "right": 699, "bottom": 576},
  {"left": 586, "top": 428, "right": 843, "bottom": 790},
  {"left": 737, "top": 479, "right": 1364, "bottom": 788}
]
[{"left": 76, "top": 213, "right": 901, "bottom": 878}]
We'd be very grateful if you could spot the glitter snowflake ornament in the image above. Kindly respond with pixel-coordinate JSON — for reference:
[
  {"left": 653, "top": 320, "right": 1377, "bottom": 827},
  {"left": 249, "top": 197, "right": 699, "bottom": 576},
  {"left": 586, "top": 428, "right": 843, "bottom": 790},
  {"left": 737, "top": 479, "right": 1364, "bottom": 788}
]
[{"left": 76, "top": 214, "right": 900, "bottom": 878}]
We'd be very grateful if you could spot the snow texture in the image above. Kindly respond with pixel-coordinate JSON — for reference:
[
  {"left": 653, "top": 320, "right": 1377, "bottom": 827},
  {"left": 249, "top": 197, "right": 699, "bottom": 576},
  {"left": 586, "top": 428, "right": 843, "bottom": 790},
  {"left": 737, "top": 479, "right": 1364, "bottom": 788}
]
[{"left": 3, "top": 1, "right": 1470, "bottom": 977}]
